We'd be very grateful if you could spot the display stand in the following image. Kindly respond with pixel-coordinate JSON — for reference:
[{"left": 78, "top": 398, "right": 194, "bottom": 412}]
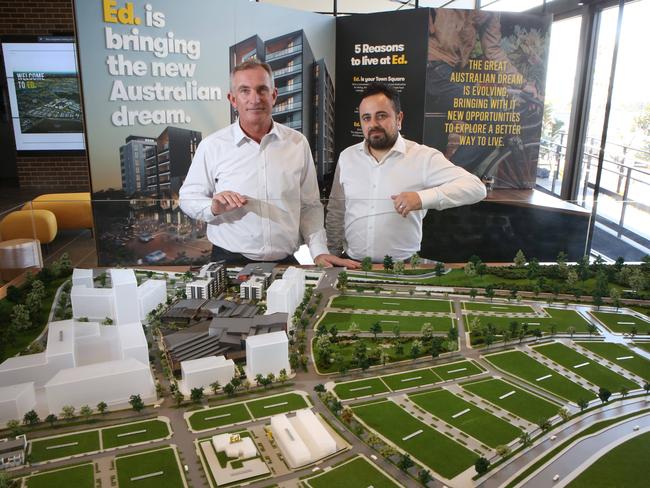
[{"left": 420, "top": 189, "right": 591, "bottom": 262}]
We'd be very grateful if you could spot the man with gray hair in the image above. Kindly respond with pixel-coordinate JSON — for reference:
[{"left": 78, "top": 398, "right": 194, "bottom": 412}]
[{"left": 180, "top": 60, "right": 357, "bottom": 267}]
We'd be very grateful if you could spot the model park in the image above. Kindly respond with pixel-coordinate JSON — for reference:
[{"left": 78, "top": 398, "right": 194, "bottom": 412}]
[{"left": 0, "top": 251, "right": 649, "bottom": 488}]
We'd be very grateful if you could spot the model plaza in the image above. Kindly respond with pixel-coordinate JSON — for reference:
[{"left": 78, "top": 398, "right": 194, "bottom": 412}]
[{"left": 0, "top": 254, "right": 647, "bottom": 488}]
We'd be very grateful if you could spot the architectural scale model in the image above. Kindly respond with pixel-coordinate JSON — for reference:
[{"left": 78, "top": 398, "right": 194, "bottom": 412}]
[{"left": 2, "top": 256, "right": 649, "bottom": 488}]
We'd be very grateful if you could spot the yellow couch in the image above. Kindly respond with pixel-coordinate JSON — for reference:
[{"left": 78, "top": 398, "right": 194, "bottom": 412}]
[
  {"left": 24, "top": 192, "right": 93, "bottom": 231},
  {"left": 0, "top": 209, "right": 58, "bottom": 244}
]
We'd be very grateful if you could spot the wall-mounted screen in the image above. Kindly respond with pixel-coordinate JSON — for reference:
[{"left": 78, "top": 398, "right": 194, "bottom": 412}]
[{"left": 1, "top": 37, "right": 85, "bottom": 151}]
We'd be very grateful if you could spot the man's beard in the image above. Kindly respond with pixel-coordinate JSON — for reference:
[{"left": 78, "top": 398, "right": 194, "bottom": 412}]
[{"left": 366, "top": 128, "right": 398, "bottom": 150}]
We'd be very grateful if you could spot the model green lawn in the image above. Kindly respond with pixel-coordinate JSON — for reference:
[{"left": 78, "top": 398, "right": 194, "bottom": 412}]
[
  {"left": 462, "top": 378, "right": 560, "bottom": 423},
  {"left": 591, "top": 311, "right": 650, "bottom": 334},
  {"left": 116, "top": 447, "right": 185, "bottom": 488},
  {"left": 304, "top": 455, "right": 400, "bottom": 488},
  {"left": 331, "top": 296, "right": 452, "bottom": 312},
  {"left": 382, "top": 368, "right": 442, "bottom": 391},
  {"left": 245, "top": 392, "right": 309, "bottom": 418},
  {"left": 334, "top": 377, "right": 390, "bottom": 400},
  {"left": 352, "top": 399, "right": 477, "bottom": 479},
  {"left": 462, "top": 302, "right": 535, "bottom": 313},
  {"left": 319, "top": 311, "right": 454, "bottom": 332},
  {"left": 485, "top": 350, "right": 596, "bottom": 403},
  {"left": 334, "top": 360, "right": 485, "bottom": 399},
  {"left": 25, "top": 463, "right": 94, "bottom": 488},
  {"left": 431, "top": 360, "right": 485, "bottom": 380},
  {"left": 567, "top": 431, "right": 650, "bottom": 488},
  {"left": 102, "top": 419, "right": 170, "bottom": 449},
  {"left": 466, "top": 309, "right": 592, "bottom": 334},
  {"left": 533, "top": 342, "right": 639, "bottom": 392},
  {"left": 577, "top": 342, "right": 650, "bottom": 383},
  {"left": 188, "top": 392, "right": 308, "bottom": 431},
  {"left": 188, "top": 402, "right": 251, "bottom": 431},
  {"left": 29, "top": 430, "right": 100, "bottom": 463},
  {"left": 408, "top": 389, "right": 522, "bottom": 447}
]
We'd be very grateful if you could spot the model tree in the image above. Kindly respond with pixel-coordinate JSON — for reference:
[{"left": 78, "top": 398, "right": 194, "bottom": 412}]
[
  {"left": 361, "top": 257, "right": 373, "bottom": 275},
  {"left": 394, "top": 260, "right": 405, "bottom": 275},
  {"left": 383, "top": 255, "right": 394, "bottom": 271},
  {"left": 598, "top": 387, "right": 611, "bottom": 404},
  {"left": 513, "top": 249, "right": 527, "bottom": 267},
  {"left": 45, "top": 414, "right": 57, "bottom": 427},
  {"left": 129, "top": 394, "right": 145, "bottom": 412},
  {"left": 410, "top": 252, "right": 421, "bottom": 269},
  {"left": 80, "top": 405, "right": 93, "bottom": 421},
  {"left": 369, "top": 322, "right": 382, "bottom": 340},
  {"left": 190, "top": 387, "right": 204, "bottom": 403},
  {"left": 485, "top": 285, "right": 495, "bottom": 302},
  {"left": 475, "top": 457, "right": 490, "bottom": 475},
  {"left": 61, "top": 405, "right": 75, "bottom": 421},
  {"left": 97, "top": 402, "right": 108, "bottom": 415},
  {"left": 22, "top": 410, "right": 39, "bottom": 426}
]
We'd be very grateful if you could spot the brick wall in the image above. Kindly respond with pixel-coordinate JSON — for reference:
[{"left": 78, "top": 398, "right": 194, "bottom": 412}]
[{"left": 0, "top": 0, "right": 90, "bottom": 191}]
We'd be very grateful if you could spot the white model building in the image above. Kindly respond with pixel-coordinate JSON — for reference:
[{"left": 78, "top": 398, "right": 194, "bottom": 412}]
[
  {"left": 212, "top": 433, "right": 257, "bottom": 459},
  {"left": 180, "top": 356, "right": 235, "bottom": 395},
  {"left": 186, "top": 278, "right": 218, "bottom": 299},
  {"left": 0, "top": 383, "right": 36, "bottom": 422},
  {"left": 270, "top": 409, "right": 336, "bottom": 468},
  {"left": 0, "top": 268, "right": 163, "bottom": 423},
  {"left": 198, "top": 261, "right": 226, "bottom": 293},
  {"left": 244, "top": 331, "right": 290, "bottom": 378},
  {"left": 45, "top": 358, "right": 155, "bottom": 413},
  {"left": 240, "top": 275, "right": 265, "bottom": 301},
  {"left": 282, "top": 267, "right": 305, "bottom": 305},
  {"left": 71, "top": 268, "right": 166, "bottom": 322},
  {"left": 266, "top": 266, "right": 306, "bottom": 317}
]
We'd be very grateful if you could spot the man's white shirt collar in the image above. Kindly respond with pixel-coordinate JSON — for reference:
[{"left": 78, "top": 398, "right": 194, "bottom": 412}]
[
  {"left": 360, "top": 133, "right": 407, "bottom": 162},
  {"left": 232, "top": 118, "right": 281, "bottom": 147}
]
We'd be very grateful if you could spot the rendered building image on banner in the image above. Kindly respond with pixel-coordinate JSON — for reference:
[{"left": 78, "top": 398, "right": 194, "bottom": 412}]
[
  {"left": 73, "top": 0, "right": 335, "bottom": 266},
  {"left": 336, "top": 8, "right": 551, "bottom": 189}
]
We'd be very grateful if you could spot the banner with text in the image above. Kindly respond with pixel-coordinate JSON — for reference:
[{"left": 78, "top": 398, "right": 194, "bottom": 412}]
[
  {"left": 336, "top": 8, "right": 551, "bottom": 189},
  {"left": 74, "top": 0, "right": 335, "bottom": 266}
]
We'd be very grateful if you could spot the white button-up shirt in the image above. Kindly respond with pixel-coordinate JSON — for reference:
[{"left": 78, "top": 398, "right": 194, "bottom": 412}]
[
  {"left": 326, "top": 135, "right": 486, "bottom": 262},
  {"left": 179, "top": 121, "right": 328, "bottom": 261}
]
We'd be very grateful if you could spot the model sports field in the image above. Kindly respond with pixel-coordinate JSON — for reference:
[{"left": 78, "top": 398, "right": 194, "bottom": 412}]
[
  {"left": 187, "top": 402, "right": 251, "bottom": 432},
  {"left": 382, "top": 368, "right": 442, "bottom": 391},
  {"left": 187, "top": 392, "right": 309, "bottom": 431},
  {"left": 484, "top": 350, "right": 596, "bottom": 403},
  {"left": 115, "top": 447, "right": 185, "bottom": 488},
  {"left": 431, "top": 360, "right": 485, "bottom": 381},
  {"left": 533, "top": 342, "right": 639, "bottom": 392},
  {"left": 25, "top": 463, "right": 94, "bottom": 488},
  {"left": 29, "top": 430, "right": 100, "bottom": 463},
  {"left": 101, "top": 419, "right": 170, "bottom": 449},
  {"left": 408, "top": 389, "right": 522, "bottom": 448},
  {"left": 333, "top": 377, "right": 390, "bottom": 400},
  {"left": 303, "top": 455, "right": 400, "bottom": 488},
  {"left": 567, "top": 430, "right": 650, "bottom": 488},
  {"left": 334, "top": 360, "right": 485, "bottom": 400},
  {"left": 246, "top": 392, "right": 310, "bottom": 418},
  {"left": 462, "top": 302, "right": 536, "bottom": 313},
  {"left": 318, "top": 311, "right": 454, "bottom": 332},
  {"left": 591, "top": 311, "right": 650, "bottom": 334},
  {"left": 331, "top": 296, "right": 452, "bottom": 312},
  {"left": 352, "top": 399, "right": 477, "bottom": 479},
  {"left": 461, "top": 378, "right": 560, "bottom": 423},
  {"left": 465, "top": 308, "right": 592, "bottom": 334}
]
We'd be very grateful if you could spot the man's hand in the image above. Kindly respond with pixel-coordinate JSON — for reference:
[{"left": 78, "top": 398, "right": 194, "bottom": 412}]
[
  {"left": 391, "top": 192, "right": 422, "bottom": 218},
  {"left": 211, "top": 191, "right": 248, "bottom": 215},
  {"left": 314, "top": 254, "right": 361, "bottom": 269}
]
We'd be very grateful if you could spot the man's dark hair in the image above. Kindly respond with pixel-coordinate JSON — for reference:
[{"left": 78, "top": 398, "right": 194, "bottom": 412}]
[{"left": 360, "top": 82, "right": 401, "bottom": 114}]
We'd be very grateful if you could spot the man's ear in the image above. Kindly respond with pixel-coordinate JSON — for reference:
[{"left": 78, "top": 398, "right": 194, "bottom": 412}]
[
  {"left": 227, "top": 92, "right": 237, "bottom": 112},
  {"left": 397, "top": 111, "right": 404, "bottom": 130}
]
